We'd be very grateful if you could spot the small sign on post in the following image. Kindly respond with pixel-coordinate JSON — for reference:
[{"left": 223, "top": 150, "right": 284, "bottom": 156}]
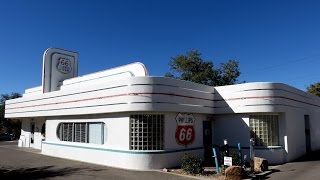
[{"left": 224, "top": 156, "right": 233, "bottom": 166}]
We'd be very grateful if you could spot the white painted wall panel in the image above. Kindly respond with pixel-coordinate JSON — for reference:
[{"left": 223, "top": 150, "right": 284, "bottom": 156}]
[
  {"left": 41, "top": 112, "right": 204, "bottom": 170},
  {"left": 310, "top": 111, "right": 320, "bottom": 151},
  {"left": 19, "top": 120, "right": 30, "bottom": 147},
  {"left": 46, "top": 115, "right": 130, "bottom": 149},
  {"left": 23, "top": 86, "right": 42, "bottom": 97},
  {"left": 212, "top": 113, "right": 289, "bottom": 164},
  {"left": 33, "top": 118, "right": 45, "bottom": 149},
  {"left": 285, "top": 110, "right": 307, "bottom": 161},
  {"left": 42, "top": 142, "right": 203, "bottom": 170},
  {"left": 212, "top": 114, "right": 251, "bottom": 147}
]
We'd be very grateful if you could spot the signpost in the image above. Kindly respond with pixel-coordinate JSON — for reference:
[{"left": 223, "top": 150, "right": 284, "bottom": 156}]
[
  {"left": 250, "top": 138, "right": 255, "bottom": 172},
  {"left": 213, "top": 148, "right": 220, "bottom": 174}
]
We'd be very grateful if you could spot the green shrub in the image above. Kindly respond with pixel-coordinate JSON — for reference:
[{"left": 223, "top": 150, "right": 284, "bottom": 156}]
[
  {"left": 181, "top": 153, "right": 203, "bottom": 174},
  {"left": 230, "top": 151, "right": 241, "bottom": 166}
]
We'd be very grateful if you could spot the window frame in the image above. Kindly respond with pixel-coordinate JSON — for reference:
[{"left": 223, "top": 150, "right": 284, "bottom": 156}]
[
  {"left": 129, "top": 114, "right": 164, "bottom": 151},
  {"left": 57, "top": 122, "right": 104, "bottom": 145},
  {"left": 249, "top": 114, "right": 279, "bottom": 147}
]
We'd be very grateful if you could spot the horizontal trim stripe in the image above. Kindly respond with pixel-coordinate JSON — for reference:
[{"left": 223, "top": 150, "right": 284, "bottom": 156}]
[
  {"left": 5, "top": 102, "right": 217, "bottom": 115},
  {"left": 9, "top": 84, "right": 129, "bottom": 105},
  {"left": 6, "top": 92, "right": 215, "bottom": 110},
  {"left": 244, "top": 103, "right": 306, "bottom": 110},
  {"left": 42, "top": 141, "right": 204, "bottom": 154},
  {"left": 212, "top": 144, "right": 283, "bottom": 150},
  {"left": 231, "top": 146, "right": 283, "bottom": 150},
  {"left": 241, "top": 88, "right": 314, "bottom": 100},
  {"left": 7, "top": 93, "right": 320, "bottom": 114},
  {"left": 6, "top": 101, "right": 314, "bottom": 116},
  {"left": 6, "top": 100, "right": 316, "bottom": 116},
  {"left": 225, "top": 95, "right": 320, "bottom": 108},
  {"left": 7, "top": 83, "right": 214, "bottom": 105}
]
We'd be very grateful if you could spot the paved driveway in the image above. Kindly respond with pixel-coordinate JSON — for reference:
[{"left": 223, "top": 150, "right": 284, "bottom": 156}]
[
  {"left": 266, "top": 151, "right": 320, "bottom": 180},
  {"left": 0, "top": 141, "right": 194, "bottom": 180}
]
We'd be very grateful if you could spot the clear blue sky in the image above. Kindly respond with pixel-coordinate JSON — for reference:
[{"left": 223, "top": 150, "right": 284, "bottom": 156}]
[{"left": 1, "top": 0, "right": 320, "bottom": 94}]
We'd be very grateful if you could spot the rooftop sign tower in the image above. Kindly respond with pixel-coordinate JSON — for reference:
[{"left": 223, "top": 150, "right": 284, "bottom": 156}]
[{"left": 42, "top": 48, "right": 78, "bottom": 93}]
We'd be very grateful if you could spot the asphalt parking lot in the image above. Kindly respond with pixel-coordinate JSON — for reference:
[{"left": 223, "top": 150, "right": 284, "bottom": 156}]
[
  {"left": 3, "top": 141, "right": 320, "bottom": 180},
  {"left": 0, "top": 141, "right": 194, "bottom": 180}
]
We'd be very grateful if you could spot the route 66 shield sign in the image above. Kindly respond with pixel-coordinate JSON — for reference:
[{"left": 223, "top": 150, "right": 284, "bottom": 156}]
[
  {"left": 175, "top": 113, "right": 195, "bottom": 146},
  {"left": 57, "top": 58, "right": 72, "bottom": 74}
]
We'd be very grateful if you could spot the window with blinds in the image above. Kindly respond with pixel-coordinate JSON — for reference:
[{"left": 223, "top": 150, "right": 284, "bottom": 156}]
[
  {"left": 249, "top": 115, "right": 279, "bottom": 146},
  {"left": 74, "top": 123, "right": 86, "bottom": 143},
  {"left": 62, "top": 123, "right": 73, "bottom": 142},
  {"left": 57, "top": 122, "right": 104, "bottom": 144}
]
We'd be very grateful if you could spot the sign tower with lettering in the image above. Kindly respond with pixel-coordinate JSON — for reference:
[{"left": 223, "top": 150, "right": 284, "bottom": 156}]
[{"left": 42, "top": 48, "right": 78, "bottom": 93}]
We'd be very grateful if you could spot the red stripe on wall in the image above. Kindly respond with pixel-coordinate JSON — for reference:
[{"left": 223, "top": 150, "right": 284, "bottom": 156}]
[{"left": 6, "top": 93, "right": 320, "bottom": 111}]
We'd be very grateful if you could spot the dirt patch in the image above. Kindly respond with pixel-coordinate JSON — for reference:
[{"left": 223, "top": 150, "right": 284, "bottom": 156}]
[{"left": 165, "top": 168, "right": 225, "bottom": 179}]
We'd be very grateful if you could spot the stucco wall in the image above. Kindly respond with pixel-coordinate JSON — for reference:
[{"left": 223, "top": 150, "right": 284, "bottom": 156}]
[
  {"left": 33, "top": 118, "right": 45, "bottom": 149},
  {"left": 45, "top": 114, "right": 130, "bottom": 150},
  {"left": 19, "top": 120, "right": 30, "bottom": 148},
  {"left": 19, "top": 118, "right": 45, "bottom": 149},
  {"left": 310, "top": 111, "right": 320, "bottom": 151},
  {"left": 212, "top": 113, "right": 287, "bottom": 164},
  {"left": 212, "top": 114, "right": 251, "bottom": 147},
  {"left": 42, "top": 112, "right": 206, "bottom": 170},
  {"left": 285, "top": 110, "right": 307, "bottom": 161}
]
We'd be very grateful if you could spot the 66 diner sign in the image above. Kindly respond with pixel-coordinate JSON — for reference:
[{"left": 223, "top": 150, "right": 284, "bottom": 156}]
[{"left": 175, "top": 113, "right": 195, "bottom": 146}]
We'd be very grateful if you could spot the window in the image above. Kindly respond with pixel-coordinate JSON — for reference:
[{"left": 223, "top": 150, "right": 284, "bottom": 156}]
[
  {"left": 88, "top": 123, "right": 103, "bottom": 144},
  {"left": 74, "top": 123, "right": 86, "bottom": 143},
  {"left": 249, "top": 115, "right": 279, "bottom": 146},
  {"left": 57, "top": 122, "right": 104, "bottom": 144},
  {"left": 130, "top": 114, "right": 164, "bottom": 150},
  {"left": 62, "top": 123, "right": 73, "bottom": 142}
]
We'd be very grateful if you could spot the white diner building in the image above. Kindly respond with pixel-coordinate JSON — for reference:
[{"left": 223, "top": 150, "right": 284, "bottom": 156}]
[{"left": 5, "top": 48, "right": 320, "bottom": 170}]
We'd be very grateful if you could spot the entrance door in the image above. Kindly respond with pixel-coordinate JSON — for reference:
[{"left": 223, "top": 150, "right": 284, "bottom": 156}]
[
  {"left": 203, "top": 121, "right": 213, "bottom": 165},
  {"left": 30, "top": 122, "right": 35, "bottom": 147},
  {"left": 305, "top": 115, "right": 311, "bottom": 153}
]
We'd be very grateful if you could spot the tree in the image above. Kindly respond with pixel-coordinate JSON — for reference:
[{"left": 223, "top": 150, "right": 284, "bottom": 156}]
[
  {"left": 165, "top": 50, "right": 241, "bottom": 86},
  {"left": 0, "top": 92, "right": 22, "bottom": 134},
  {"left": 307, "top": 82, "right": 320, "bottom": 97}
]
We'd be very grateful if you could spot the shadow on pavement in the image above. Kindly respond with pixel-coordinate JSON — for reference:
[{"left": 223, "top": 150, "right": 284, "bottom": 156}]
[
  {"left": 246, "top": 169, "right": 281, "bottom": 180},
  {"left": 0, "top": 166, "right": 82, "bottom": 179},
  {"left": 294, "top": 150, "right": 320, "bottom": 162}
]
